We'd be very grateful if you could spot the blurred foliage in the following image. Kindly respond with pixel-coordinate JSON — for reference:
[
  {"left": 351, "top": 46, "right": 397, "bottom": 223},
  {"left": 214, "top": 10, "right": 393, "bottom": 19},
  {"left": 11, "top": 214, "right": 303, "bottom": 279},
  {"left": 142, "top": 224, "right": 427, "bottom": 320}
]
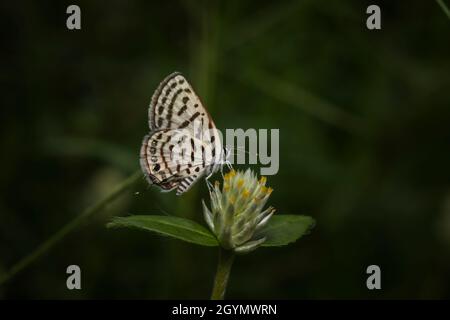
[{"left": 0, "top": 0, "right": 450, "bottom": 299}]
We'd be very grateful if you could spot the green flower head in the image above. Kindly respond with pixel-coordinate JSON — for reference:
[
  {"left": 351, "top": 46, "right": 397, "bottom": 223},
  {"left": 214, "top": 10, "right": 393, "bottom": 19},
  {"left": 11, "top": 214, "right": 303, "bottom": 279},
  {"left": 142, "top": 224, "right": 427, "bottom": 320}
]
[{"left": 202, "top": 169, "right": 276, "bottom": 254}]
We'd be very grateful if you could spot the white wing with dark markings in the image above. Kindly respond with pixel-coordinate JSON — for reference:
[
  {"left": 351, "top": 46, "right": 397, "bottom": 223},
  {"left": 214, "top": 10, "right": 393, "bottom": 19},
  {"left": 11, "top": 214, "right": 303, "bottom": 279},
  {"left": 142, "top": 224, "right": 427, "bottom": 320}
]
[{"left": 140, "top": 72, "right": 225, "bottom": 195}]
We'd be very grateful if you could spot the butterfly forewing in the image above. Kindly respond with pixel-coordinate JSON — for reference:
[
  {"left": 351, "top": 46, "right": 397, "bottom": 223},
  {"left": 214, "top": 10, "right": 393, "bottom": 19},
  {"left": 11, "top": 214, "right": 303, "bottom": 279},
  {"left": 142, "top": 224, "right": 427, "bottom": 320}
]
[{"left": 150, "top": 72, "right": 209, "bottom": 132}]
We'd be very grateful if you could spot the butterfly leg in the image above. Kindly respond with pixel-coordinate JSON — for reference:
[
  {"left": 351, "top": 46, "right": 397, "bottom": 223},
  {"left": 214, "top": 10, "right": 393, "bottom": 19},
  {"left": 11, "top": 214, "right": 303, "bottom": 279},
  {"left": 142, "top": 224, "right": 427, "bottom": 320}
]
[
  {"left": 226, "top": 160, "right": 233, "bottom": 171},
  {"left": 220, "top": 163, "right": 224, "bottom": 178},
  {"left": 205, "top": 174, "right": 214, "bottom": 193}
]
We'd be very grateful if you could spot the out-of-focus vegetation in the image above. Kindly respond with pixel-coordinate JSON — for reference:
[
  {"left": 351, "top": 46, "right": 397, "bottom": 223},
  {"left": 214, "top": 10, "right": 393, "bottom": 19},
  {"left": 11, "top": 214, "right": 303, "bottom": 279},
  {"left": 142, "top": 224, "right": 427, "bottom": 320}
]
[{"left": 1, "top": 0, "right": 450, "bottom": 299}]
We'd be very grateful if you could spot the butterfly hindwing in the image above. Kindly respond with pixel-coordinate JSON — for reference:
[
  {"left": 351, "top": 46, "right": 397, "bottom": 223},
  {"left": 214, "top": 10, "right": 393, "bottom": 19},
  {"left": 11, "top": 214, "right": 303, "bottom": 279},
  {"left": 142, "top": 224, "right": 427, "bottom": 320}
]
[
  {"left": 176, "top": 174, "right": 203, "bottom": 195},
  {"left": 140, "top": 130, "right": 177, "bottom": 190},
  {"left": 140, "top": 129, "right": 213, "bottom": 193}
]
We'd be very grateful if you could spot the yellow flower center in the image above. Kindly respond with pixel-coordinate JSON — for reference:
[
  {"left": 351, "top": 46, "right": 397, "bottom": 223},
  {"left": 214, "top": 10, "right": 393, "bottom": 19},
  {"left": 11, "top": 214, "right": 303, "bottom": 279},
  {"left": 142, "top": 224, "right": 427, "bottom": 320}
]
[{"left": 259, "top": 176, "right": 267, "bottom": 185}]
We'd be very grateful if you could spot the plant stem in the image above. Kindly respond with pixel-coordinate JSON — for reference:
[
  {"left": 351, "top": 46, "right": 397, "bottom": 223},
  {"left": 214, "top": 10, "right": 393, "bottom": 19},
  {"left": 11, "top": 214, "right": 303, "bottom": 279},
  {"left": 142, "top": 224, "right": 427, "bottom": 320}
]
[
  {"left": 210, "top": 248, "right": 235, "bottom": 300},
  {"left": 436, "top": 0, "right": 450, "bottom": 20},
  {"left": 0, "top": 170, "right": 142, "bottom": 287}
]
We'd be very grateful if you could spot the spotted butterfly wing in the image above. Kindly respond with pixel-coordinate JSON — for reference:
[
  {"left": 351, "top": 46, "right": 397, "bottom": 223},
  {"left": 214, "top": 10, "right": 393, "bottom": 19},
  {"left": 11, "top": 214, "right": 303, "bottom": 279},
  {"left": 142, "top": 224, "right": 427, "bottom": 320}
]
[
  {"left": 140, "top": 129, "right": 213, "bottom": 194},
  {"left": 140, "top": 72, "right": 224, "bottom": 195}
]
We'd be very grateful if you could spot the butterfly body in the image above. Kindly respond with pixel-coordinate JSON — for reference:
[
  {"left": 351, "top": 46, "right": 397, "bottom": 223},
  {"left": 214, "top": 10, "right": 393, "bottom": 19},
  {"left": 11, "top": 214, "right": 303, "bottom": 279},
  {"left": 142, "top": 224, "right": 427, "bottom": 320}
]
[{"left": 140, "top": 72, "right": 227, "bottom": 195}]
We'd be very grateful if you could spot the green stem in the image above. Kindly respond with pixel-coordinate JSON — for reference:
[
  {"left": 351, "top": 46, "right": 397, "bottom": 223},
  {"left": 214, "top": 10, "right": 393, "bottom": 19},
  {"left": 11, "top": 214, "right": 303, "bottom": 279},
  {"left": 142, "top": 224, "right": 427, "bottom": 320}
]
[
  {"left": 436, "top": 0, "right": 450, "bottom": 20},
  {"left": 0, "top": 170, "right": 142, "bottom": 286},
  {"left": 210, "top": 248, "right": 235, "bottom": 300}
]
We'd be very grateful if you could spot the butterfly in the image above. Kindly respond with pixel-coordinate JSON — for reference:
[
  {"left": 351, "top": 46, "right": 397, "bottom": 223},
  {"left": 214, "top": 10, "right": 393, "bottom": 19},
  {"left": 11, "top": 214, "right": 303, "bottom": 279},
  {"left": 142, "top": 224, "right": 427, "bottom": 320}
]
[{"left": 140, "top": 72, "right": 230, "bottom": 195}]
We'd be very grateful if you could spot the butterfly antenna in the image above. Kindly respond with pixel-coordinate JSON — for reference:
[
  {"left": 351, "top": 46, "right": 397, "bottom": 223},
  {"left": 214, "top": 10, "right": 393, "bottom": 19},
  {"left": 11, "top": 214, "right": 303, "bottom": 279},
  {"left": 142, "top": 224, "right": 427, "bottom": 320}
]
[
  {"left": 228, "top": 146, "right": 258, "bottom": 170},
  {"left": 231, "top": 146, "right": 259, "bottom": 157},
  {"left": 206, "top": 177, "right": 214, "bottom": 194}
]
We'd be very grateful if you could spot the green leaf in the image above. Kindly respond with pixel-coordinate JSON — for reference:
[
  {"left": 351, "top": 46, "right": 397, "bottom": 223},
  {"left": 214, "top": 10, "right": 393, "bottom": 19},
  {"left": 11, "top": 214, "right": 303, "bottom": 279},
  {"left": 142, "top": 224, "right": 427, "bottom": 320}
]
[
  {"left": 260, "top": 215, "right": 315, "bottom": 247},
  {"left": 107, "top": 215, "right": 219, "bottom": 246}
]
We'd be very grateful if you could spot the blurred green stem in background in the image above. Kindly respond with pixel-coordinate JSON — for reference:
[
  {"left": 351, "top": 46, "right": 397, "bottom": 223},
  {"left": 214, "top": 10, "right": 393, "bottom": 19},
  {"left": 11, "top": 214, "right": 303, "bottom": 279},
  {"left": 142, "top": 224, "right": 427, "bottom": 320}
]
[
  {"left": 210, "top": 248, "right": 235, "bottom": 300},
  {"left": 235, "top": 69, "right": 366, "bottom": 135},
  {"left": 225, "top": 0, "right": 305, "bottom": 51},
  {"left": 436, "top": 0, "right": 450, "bottom": 20},
  {"left": 45, "top": 137, "right": 137, "bottom": 172},
  {"left": 0, "top": 170, "right": 142, "bottom": 287}
]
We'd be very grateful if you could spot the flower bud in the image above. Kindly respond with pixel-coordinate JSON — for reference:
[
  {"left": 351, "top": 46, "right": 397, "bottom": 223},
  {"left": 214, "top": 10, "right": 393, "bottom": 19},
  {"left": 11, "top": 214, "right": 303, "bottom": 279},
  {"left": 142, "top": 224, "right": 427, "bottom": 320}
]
[{"left": 203, "top": 169, "right": 276, "bottom": 254}]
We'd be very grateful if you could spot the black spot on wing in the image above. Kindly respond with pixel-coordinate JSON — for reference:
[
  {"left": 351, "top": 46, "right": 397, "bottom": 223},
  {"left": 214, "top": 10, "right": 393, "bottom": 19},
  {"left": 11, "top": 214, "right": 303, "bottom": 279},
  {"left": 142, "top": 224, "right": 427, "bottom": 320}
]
[
  {"left": 190, "top": 112, "right": 200, "bottom": 122},
  {"left": 180, "top": 120, "right": 190, "bottom": 128},
  {"left": 178, "top": 105, "right": 187, "bottom": 116},
  {"left": 201, "top": 145, "right": 205, "bottom": 167},
  {"left": 178, "top": 112, "right": 201, "bottom": 129}
]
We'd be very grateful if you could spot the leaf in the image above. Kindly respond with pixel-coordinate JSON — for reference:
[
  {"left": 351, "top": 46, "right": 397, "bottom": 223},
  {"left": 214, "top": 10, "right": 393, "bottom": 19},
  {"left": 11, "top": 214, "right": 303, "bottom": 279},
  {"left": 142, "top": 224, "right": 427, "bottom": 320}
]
[
  {"left": 260, "top": 215, "right": 315, "bottom": 247},
  {"left": 107, "top": 215, "right": 219, "bottom": 246}
]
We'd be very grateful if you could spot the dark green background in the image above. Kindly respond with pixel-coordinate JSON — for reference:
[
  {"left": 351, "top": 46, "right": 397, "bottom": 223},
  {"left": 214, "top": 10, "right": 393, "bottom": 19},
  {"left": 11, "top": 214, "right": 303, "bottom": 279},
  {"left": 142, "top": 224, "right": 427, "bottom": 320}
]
[{"left": 1, "top": 0, "right": 450, "bottom": 299}]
